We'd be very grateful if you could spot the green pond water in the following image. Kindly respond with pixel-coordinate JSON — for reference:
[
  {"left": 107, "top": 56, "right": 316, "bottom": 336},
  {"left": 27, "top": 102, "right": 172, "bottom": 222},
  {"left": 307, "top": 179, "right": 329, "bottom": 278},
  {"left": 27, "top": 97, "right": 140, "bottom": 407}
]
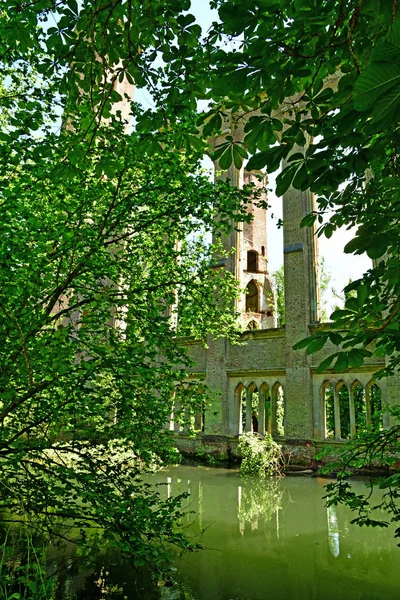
[
  {"left": 157, "top": 465, "right": 399, "bottom": 600},
  {"left": 3, "top": 466, "right": 399, "bottom": 599}
]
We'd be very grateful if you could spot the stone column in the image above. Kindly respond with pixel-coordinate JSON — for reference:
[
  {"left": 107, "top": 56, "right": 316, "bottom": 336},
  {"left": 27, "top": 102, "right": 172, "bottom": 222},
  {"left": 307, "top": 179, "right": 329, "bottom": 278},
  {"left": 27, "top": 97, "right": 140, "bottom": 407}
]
[
  {"left": 334, "top": 388, "right": 341, "bottom": 440},
  {"left": 282, "top": 159, "right": 320, "bottom": 439},
  {"left": 383, "top": 371, "right": 400, "bottom": 427},
  {"left": 258, "top": 393, "right": 266, "bottom": 435},
  {"left": 246, "top": 387, "right": 253, "bottom": 432},
  {"left": 204, "top": 336, "right": 229, "bottom": 435},
  {"left": 203, "top": 119, "right": 244, "bottom": 437},
  {"left": 349, "top": 388, "right": 356, "bottom": 439}
]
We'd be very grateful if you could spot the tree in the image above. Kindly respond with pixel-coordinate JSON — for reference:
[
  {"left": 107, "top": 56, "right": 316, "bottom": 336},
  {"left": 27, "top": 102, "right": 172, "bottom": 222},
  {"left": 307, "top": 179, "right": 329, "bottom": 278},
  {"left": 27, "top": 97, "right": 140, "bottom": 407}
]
[
  {"left": 187, "top": 0, "right": 400, "bottom": 539},
  {"left": 188, "top": 0, "right": 400, "bottom": 376},
  {"left": 0, "top": 0, "right": 259, "bottom": 577},
  {"left": 2, "top": 0, "right": 400, "bottom": 555}
]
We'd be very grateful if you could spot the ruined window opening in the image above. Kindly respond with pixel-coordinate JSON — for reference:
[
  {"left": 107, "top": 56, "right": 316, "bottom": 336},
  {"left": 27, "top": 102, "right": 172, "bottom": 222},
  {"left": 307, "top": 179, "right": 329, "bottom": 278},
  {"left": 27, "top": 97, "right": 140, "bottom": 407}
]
[
  {"left": 367, "top": 382, "right": 383, "bottom": 430},
  {"left": 245, "top": 280, "right": 259, "bottom": 312},
  {"left": 323, "top": 383, "right": 335, "bottom": 439},
  {"left": 261, "top": 246, "right": 265, "bottom": 256},
  {"left": 338, "top": 383, "right": 351, "bottom": 440},
  {"left": 247, "top": 319, "right": 258, "bottom": 330},
  {"left": 275, "top": 385, "right": 285, "bottom": 436},
  {"left": 247, "top": 250, "right": 258, "bottom": 272},
  {"left": 250, "top": 388, "right": 259, "bottom": 432},
  {"left": 241, "top": 388, "right": 246, "bottom": 433},
  {"left": 263, "top": 386, "right": 272, "bottom": 434},
  {"left": 353, "top": 382, "right": 366, "bottom": 434},
  {"left": 271, "top": 383, "right": 285, "bottom": 436}
]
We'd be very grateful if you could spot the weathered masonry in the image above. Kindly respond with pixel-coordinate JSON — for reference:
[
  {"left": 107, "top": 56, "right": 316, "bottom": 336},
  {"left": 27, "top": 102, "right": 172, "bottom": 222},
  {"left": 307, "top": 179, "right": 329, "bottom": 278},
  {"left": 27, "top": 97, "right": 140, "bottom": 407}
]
[{"left": 169, "top": 120, "right": 400, "bottom": 463}]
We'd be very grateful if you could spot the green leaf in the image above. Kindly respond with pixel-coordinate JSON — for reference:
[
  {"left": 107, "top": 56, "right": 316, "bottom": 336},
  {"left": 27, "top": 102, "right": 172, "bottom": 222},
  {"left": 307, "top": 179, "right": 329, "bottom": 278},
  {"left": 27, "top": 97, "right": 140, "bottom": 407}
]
[
  {"left": 306, "top": 336, "right": 327, "bottom": 354},
  {"left": 366, "top": 236, "right": 388, "bottom": 259},
  {"left": 348, "top": 349, "right": 365, "bottom": 369},
  {"left": 333, "top": 352, "right": 349, "bottom": 371},
  {"left": 345, "top": 297, "right": 358, "bottom": 312},
  {"left": 316, "top": 354, "right": 338, "bottom": 373},
  {"left": 357, "top": 284, "right": 368, "bottom": 309},
  {"left": 354, "top": 63, "right": 400, "bottom": 112},
  {"left": 293, "top": 337, "right": 312, "bottom": 350},
  {"left": 329, "top": 332, "right": 342, "bottom": 345},
  {"left": 219, "top": 147, "right": 233, "bottom": 170},
  {"left": 275, "top": 166, "right": 296, "bottom": 196},
  {"left": 344, "top": 237, "right": 362, "bottom": 254},
  {"left": 330, "top": 309, "right": 353, "bottom": 320}
]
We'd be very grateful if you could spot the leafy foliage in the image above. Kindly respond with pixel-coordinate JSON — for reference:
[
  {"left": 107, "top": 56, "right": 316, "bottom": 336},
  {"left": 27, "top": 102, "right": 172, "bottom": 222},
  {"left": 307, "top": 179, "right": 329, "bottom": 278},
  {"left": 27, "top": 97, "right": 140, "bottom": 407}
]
[
  {"left": 318, "top": 409, "right": 400, "bottom": 544},
  {"left": 192, "top": 1, "right": 400, "bottom": 376},
  {"left": 0, "top": 0, "right": 260, "bottom": 574},
  {"left": 238, "top": 432, "right": 283, "bottom": 477},
  {"left": 238, "top": 478, "right": 283, "bottom": 524},
  {"left": 0, "top": 529, "right": 56, "bottom": 600}
]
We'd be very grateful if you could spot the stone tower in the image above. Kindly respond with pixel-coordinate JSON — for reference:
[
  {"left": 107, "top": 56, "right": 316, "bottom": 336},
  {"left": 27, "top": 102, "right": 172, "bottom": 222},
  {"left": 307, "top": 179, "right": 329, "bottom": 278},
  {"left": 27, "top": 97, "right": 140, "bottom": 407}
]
[
  {"left": 240, "top": 170, "right": 276, "bottom": 330},
  {"left": 210, "top": 121, "right": 276, "bottom": 330}
]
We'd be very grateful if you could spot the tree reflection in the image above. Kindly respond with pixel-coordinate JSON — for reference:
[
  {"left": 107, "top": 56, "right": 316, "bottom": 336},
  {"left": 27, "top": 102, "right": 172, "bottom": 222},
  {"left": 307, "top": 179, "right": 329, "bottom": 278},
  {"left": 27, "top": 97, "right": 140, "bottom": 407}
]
[{"left": 237, "top": 478, "right": 283, "bottom": 534}]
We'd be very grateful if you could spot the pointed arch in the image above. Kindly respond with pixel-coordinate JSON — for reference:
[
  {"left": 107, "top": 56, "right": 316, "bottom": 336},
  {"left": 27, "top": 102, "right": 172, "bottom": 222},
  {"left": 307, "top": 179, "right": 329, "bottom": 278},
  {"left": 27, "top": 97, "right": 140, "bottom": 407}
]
[
  {"left": 350, "top": 380, "right": 366, "bottom": 436},
  {"left": 336, "top": 381, "right": 350, "bottom": 440},
  {"left": 272, "top": 381, "right": 285, "bottom": 436},
  {"left": 235, "top": 383, "right": 246, "bottom": 435},
  {"left": 259, "top": 382, "right": 271, "bottom": 435},
  {"left": 320, "top": 380, "right": 335, "bottom": 439},
  {"left": 366, "top": 380, "right": 383, "bottom": 430},
  {"left": 246, "top": 382, "right": 259, "bottom": 433},
  {"left": 245, "top": 279, "right": 259, "bottom": 312}
]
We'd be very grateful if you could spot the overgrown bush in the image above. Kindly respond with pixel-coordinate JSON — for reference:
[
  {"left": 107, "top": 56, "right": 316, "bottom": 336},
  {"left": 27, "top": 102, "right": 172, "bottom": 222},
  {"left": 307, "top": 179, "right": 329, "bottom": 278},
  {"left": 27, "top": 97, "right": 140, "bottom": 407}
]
[
  {"left": 238, "top": 432, "right": 284, "bottom": 477},
  {"left": 0, "top": 529, "right": 56, "bottom": 600}
]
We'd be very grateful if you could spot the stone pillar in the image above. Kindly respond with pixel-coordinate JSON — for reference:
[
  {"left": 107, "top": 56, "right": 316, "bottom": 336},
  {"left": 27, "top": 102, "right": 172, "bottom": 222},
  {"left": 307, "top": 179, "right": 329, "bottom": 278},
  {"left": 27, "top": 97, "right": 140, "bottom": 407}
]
[
  {"left": 349, "top": 388, "right": 356, "bottom": 439},
  {"left": 204, "top": 336, "right": 229, "bottom": 435},
  {"left": 282, "top": 163, "right": 320, "bottom": 439},
  {"left": 334, "top": 388, "right": 341, "bottom": 440},
  {"left": 382, "top": 372, "right": 400, "bottom": 427},
  {"left": 246, "top": 387, "right": 253, "bottom": 432},
  {"left": 258, "top": 394, "right": 266, "bottom": 435},
  {"left": 203, "top": 120, "right": 244, "bottom": 437}
]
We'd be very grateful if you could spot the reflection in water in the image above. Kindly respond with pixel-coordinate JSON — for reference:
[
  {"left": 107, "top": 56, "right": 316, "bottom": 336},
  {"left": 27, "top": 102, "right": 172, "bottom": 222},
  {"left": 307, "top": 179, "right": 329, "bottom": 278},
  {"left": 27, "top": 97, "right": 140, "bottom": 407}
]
[
  {"left": 2, "top": 467, "right": 399, "bottom": 600},
  {"left": 237, "top": 478, "right": 282, "bottom": 534},
  {"left": 327, "top": 504, "right": 340, "bottom": 558},
  {"left": 156, "top": 466, "right": 400, "bottom": 600}
]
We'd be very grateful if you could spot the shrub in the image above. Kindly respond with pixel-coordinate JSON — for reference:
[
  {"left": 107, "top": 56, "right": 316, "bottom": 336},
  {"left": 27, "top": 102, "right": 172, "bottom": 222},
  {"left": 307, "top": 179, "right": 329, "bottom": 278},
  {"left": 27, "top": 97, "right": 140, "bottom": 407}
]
[{"left": 238, "top": 432, "right": 284, "bottom": 477}]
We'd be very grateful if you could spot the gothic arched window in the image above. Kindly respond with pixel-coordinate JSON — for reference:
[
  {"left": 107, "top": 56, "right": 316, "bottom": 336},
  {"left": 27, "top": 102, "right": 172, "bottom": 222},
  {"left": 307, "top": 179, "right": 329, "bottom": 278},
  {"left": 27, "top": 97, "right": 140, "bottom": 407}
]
[{"left": 245, "top": 280, "right": 259, "bottom": 312}]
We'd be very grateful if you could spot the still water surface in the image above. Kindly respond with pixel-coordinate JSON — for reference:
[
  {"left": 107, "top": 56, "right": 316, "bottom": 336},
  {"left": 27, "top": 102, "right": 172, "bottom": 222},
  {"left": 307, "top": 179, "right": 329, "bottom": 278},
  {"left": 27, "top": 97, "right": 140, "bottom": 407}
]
[
  {"left": 6, "top": 466, "right": 398, "bottom": 599},
  {"left": 156, "top": 465, "right": 399, "bottom": 600}
]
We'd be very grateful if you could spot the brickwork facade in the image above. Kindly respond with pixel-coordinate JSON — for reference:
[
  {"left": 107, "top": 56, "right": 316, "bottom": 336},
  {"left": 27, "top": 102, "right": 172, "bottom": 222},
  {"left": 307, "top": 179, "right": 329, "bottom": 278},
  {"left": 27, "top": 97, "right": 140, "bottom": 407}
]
[{"left": 170, "top": 128, "right": 393, "bottom": 464}]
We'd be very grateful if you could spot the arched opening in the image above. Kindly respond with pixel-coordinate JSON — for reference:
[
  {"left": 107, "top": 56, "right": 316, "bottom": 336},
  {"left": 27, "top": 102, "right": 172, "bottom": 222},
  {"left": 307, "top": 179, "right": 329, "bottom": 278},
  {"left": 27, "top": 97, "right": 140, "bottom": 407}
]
[
  {"left": 235, "top": 383, "right": 246, "bottom": 435},
  {"left": 245, "top": 280, "right": 259, "bottom": 312},
  {"left": 247, "top": 250, "right": 258, "bottom": 272},
  {"left": 261, "top": 246, "right": 265, "bottom": 256},
  {"left": 260, "top": 383, "right": 272, "bottom": 435},
  {"left": 337, "top": 382, "right": 351, "bottom": 440},
  {"left": 272, "top": 382, "right": 285, "bottom": 436},
  {"left": 367, "top": 382, "right": 383, "bottom": 430},
  {"left": 246, "top": 384, "right": 259, "bottom": 433},
  {"left": 321, "top": 381, "right": 335, "bottom": 439},
  {"left": 352, "top": 381, "right": 366, "bottom": 435},
  {"left": 246, "top": 319, "right": 259, "bottom": 330}
]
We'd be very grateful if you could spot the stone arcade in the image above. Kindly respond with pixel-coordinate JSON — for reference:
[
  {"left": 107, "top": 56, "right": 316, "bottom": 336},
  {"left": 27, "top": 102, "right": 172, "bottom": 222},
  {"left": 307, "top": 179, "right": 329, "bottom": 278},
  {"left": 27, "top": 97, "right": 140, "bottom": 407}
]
[{"left": 168, "top": 117, "right": 400, "bottom": 464}]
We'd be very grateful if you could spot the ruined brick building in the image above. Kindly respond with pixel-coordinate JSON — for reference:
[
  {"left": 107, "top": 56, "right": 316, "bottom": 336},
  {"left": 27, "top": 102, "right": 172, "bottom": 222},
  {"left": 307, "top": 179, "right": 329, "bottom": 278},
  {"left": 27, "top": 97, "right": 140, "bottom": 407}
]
[
  {"left": 112, "top": 71, "right": 398, "bottom": 462},
  {"left": 169, "top": 127, "right": 400, "bottom": 462}
]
